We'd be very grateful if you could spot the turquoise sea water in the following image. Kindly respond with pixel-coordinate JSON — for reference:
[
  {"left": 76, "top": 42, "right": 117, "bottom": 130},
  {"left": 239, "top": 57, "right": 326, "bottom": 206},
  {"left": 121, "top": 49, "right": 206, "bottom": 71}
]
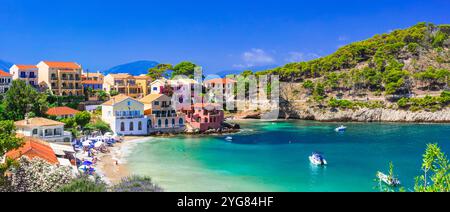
[{"left": 126, "top": 121, "right": 450, "bottom": 192}]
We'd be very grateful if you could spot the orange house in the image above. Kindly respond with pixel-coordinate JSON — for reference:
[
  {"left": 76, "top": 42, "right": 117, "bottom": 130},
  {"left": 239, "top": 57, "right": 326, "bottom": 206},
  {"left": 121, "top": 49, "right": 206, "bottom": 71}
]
[{"left": 5, "top": 136, "right": 59, "bottom": 165}]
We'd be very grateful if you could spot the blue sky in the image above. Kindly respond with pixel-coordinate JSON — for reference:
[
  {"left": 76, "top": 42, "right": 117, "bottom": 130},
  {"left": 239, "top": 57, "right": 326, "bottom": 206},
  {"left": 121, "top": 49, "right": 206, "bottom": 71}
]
[{"left": 0, "top": 0, "right": 449, "bottom": 74}]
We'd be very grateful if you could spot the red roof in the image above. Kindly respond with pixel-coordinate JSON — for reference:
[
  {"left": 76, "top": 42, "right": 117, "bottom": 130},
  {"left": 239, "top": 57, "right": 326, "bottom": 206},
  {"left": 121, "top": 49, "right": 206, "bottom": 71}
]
[
  {"left": 0, "top": 69, "right": 12, "bottom": 77},
  {"left": 5, "top": 136, "right": 59, "bottom": 164},
  {"left": 205, "top": 78, "right": 237, "bottom": 84},
  {"left": 43, "top": 61, "right": 80, "bottom": 69},
  {"left": 81, "top": 80, "right": 103, "bottom": 85},
  {"left": 16, "top": 65, "right": 38, "bottom": 70},
  {"left": 46, "top": 106, "right": 81, "bottom": 116}
]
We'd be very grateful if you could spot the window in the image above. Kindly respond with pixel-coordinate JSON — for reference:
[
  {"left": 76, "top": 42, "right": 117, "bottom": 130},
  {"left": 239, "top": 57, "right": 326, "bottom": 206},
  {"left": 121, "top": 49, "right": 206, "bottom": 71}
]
[
  {"left": 121, "top": 122, "right": 125, "bottom": 131},
  {"left": 179, "top": 119, "right": 184, "bottom": 125},
  {"left": 148, "top": 120, "right": 153, "bottom": 128},
  {"left": 172, "top": 119, "right": 175, "bottom": 127},
  {"left": 165, "top": 119, "right": 169, "bottom": 128},
  {"left": 153, "top": 87, "right": 158, "bottom": 91},
  {"left": 129, "top": 122, "right": 134, "bottom": 131},
  {"left": 158, "top": 119, "right": 162, "bottom": 128},
  {"left": 154, "top": 101, "right": 160, "bottom": 106},
  {"left": 32, "top": 129, "right": 38, "bottom": 135},
  {"left": 138, "top": 121, "right": 142, "bottom": 130}
]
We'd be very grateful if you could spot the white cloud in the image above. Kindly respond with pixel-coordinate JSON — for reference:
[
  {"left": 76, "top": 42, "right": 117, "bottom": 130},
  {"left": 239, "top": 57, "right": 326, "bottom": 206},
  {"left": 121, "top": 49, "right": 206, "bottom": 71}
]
[{"left": 234, "top": 48, "right": 275, "bottom": 68}]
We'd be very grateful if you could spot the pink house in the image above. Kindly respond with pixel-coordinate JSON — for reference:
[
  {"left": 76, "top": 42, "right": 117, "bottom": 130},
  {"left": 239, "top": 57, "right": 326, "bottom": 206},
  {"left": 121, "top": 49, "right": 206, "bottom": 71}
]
[{"left": 181, "top": 103, "right": 224, "bottom": 132}]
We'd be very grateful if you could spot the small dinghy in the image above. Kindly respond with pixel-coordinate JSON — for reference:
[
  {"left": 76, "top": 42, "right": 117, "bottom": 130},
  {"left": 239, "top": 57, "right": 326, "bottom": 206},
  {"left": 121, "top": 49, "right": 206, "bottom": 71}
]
[
  {"left": 225, "top": 136, "right": 233, "bottom": 141},
  {"left": 377, "top": 172, "right": 401, "bottom": 187},
  {"left": 309, "top": 152, "right": 327, "bottom": 166},
  {"left": 335, "top": 125, "right": 347, "bottom": 132}
]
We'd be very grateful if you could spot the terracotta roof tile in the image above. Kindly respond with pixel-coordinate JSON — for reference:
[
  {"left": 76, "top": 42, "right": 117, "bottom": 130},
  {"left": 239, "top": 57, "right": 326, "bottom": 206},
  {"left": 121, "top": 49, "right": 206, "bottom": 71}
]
[
  {"left": 81, "top": 80, "right": 103, "bottom": 85},
  {"left": 43, "top": 61, "right": 80, "bottom": 69},
  {"left": 204, "top": 78, "right": 237, "bottom": 84},
  {"left": 15, "top": 65, "right": 38, "bottom": 70},
  {"left": 0, "top": 69, "right": 12, "bottom": 77},
  {"left": 5, "top": 136, "right": 59, "bottom": 164},
  {"left": 46, "top": 106, "right": 81, "bottom": 116}
]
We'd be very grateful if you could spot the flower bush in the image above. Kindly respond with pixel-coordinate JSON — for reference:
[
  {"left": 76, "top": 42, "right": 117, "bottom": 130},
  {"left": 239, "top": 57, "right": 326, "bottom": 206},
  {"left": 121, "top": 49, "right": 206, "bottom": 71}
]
[{"left": 6, "top": 157, "right": 73, "bottom": 192}]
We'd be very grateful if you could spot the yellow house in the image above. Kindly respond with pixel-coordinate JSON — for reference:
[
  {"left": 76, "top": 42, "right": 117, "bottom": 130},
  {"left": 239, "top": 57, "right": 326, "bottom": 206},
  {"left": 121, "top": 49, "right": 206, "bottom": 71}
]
[
  {"left": 135, "top": 75, "right": 152, "bottom": 96},
  {"left": 101, "top": 94, "right": 148, "bottom": 135},
  {"left": 103, "top": 74, "right": 150, "bottom": 98},
  {"left": 36, "top": 61, "right": 83, "bottom": 96},
  {"left": 139, "top": 94, "right": 185, "bottom": 133}
]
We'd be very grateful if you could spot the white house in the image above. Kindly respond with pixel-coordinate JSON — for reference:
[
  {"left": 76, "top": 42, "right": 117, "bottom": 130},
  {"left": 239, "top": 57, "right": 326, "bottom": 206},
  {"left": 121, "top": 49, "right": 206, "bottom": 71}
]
[
  {"left": 150, "top": 79, "right": 167, "bottom": 94},
  {"left": 9, "top": 64, "right": 39, "bottom": 87},
  {"left": 101, "top": 94, "right": 148, "bottom": 136},
  {"left": 14, "top": 117, "right": 72, "bottom": 143},
  {"left": 0, "top": 69, "right": 12, "bottom": 94}
]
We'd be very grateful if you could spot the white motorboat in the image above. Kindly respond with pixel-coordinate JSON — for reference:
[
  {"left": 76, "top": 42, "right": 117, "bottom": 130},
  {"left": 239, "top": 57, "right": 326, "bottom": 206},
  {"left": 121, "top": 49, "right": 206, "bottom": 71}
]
[
  {"left": 377, "top": 172, "right": 401, "bottom": 187},
  {"left": 335, "top": 125, "right": 347, "bottom": 132},
  {"left": 225, "top": 136, "right": 233, "bottom": 141},
  {"left": 309, "top": 152, "right": 327, "bottom": 166}
]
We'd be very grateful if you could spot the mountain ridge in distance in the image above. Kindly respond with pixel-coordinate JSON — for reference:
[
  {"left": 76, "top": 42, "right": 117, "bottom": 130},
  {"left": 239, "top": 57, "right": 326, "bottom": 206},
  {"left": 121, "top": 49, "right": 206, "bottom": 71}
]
[{"left": 105, "top": 60, "right": 159, "bottom": 76}]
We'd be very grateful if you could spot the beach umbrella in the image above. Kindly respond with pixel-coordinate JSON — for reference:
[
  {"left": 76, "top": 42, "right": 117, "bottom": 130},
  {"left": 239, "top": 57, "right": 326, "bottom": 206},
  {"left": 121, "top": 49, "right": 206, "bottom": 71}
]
[{"left": 82, "top": 161, "right": 93, "bottom": 166}]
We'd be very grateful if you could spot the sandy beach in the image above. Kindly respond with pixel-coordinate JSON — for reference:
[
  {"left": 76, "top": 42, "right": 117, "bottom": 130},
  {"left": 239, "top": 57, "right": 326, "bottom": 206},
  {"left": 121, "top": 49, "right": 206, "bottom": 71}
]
[{"left": 96, "top": 136, "right": 149, "bottom": 185}]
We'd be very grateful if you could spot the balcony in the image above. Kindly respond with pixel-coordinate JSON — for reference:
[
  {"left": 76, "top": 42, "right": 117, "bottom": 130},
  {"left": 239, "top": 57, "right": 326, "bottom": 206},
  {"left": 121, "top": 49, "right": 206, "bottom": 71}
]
[
  {"left": 117, "top": 115, "right": 145, "bottom": 119},
  {"left": 35, "top": 131, "right": 72, "bottom": 142}
]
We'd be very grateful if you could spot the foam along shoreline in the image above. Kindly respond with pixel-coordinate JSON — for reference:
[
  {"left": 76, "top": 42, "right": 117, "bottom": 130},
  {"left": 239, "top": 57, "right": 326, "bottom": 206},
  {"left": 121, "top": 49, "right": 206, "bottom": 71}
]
[{"left": 95, "top": 136, "right": 151, "bottom": 185}]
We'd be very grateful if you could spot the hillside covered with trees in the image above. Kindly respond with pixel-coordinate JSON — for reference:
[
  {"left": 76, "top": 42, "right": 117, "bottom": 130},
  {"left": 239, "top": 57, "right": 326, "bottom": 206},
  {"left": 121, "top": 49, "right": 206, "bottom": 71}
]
[{"left": 250, "top": 23, "right": 450, "bottom": 114}]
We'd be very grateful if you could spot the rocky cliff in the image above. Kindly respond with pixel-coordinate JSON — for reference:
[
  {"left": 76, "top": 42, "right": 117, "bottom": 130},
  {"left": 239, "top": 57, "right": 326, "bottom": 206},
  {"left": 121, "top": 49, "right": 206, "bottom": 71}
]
[{"left": 279, "top": 107, "right": 450, "bottom": 123}]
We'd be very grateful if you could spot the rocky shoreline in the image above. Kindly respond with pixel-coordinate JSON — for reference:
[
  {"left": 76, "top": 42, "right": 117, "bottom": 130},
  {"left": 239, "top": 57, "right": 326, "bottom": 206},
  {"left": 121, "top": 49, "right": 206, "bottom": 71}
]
[{"left": 235, "top": 108, "right": 450, "bottom": 123}]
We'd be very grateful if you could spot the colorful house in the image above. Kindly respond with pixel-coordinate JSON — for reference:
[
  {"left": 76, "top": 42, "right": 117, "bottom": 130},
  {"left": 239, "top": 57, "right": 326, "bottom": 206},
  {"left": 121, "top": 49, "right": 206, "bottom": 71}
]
[
  {"left": 5, "top": 136, "right": 59, "bottom": 164},
  {"left": 103, "top": 74, "right": 145, "bottom": 98},
  {"left": 204, "top": 77, "right": 237, "bottom": 104},
  {"left": 46, "top": 106, "right": 81, "bottom": 119},
  {"left": 204, "top": 78, "right": 236, "bottom": 93},
  {"left": 139, "top": 94, "right": 185, "bottom": 133},
  {"left": 135, "top": 75, "right": 152, "bottom": 96},
  {"left": 36, "top": 61, "right": 83, "bottom": 96},
  {"left": 169, "top": 78, "right": 202, "bottom": 109},
  {"left": 9, "top": 64, "right": 39, "bottom": 87},
  {"left": 4, "top": 135, "right": 77, "bottom": 169},
  {"left": 181, "top": 103, "right": 224, "bottom": 132},
  {"left": 81, "top": 71, "right": 104, "bottom": 91},
  {"left": 0, "top": 69, "right": 12, "bottom": 94},
  {"left": 14, "top": 117, "right": 72, "bottom": 143},
  {"left": 150, "top": 79, "right": 168, "bottom": 94},
  {"left": 101, "top": 94, "right": 148, "bottom": 135},
  {"left": 81, "top": 73, "right": 104, "bottom": 101}
]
